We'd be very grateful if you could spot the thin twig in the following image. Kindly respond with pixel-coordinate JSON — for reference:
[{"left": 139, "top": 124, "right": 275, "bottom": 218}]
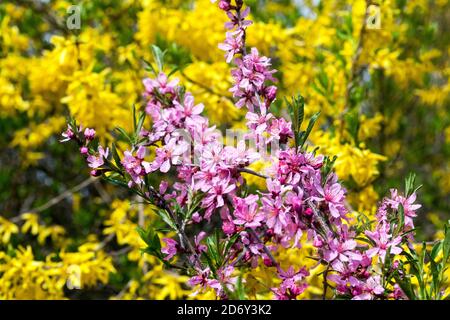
[
  {"left": 17, "top": 177, "right": 95, "bottom": 217},
  {"left": 248, "top": 228, "right": 280, "bottom": 270},
  {"left": 238, "top": 168, "right": 268, "bottom": 179},
  {"left": 180, "top": 70, "right": 234, "bottom": 102}
]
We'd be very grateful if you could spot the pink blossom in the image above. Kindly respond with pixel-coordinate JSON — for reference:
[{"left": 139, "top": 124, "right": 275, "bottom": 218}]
[
  {"left": 151, "top": 138, "right": 188, "bottom": 173},
  {"left": 161, "top": 238, "right": 178, "bottom": 261},
  {"left": 218, "top": 30, "right": 244, "bottom": 63},
  {"left": 232, "top": 195, "right": 264, "bottom": 229},
  {"left": 60, "top": 126, "right": 75, "bottom": 142},
  {"left": 173, "top": 93, "right": 204, "bottom": 122},
  {"left": 323, "top": 238, "right": 362, "bottom": 263},
  {"left": 352, "top": 275, "right": 384, "bottom": 300},
  {"left": 313, "top": 182, "right": 347, "bottom": 219},
  {"left": 121, "top": 146, "right": 151, "bottom": 186},
  {"left": 201, "top": 180, "right": 236, "bottom": 220},
  {"left": 273, "top": 267, "right": 309, "bottom": 300},
  {"left": 143, "top": 72, "right": 179, "bottom": 96},
  {"left": 87, "top": 146, "right": 108, "bottom": 169},
  {"left": 365, "top": 223, "right": 403, "bottom": 261},
  {"left": 224, "top": 7, "right": 252, "bottom": 29}
]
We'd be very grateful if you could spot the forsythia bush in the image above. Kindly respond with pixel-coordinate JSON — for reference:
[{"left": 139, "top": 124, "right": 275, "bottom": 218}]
[{"left": 0, "top": 0, "right": 449, "bottom": 300}]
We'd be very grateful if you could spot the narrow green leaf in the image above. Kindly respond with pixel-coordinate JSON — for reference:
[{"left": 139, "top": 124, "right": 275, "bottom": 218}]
[
  {"left": 111, "top": 143, "right": 122, "bottom": 167},
  {"left": 156, "top": 209, "right": 177, "bottom": 230},
  {"left": 394, "top": 274, "right": 416, "bottom": 300},
  {"left": 300, "top": 111, "right": 321, "bottom": 149},
  {"left": 151, "top": 45, "right": 165, "bottom": 72}
]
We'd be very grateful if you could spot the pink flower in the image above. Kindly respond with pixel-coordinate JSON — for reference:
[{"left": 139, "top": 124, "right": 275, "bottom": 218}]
[
  {"left": 161, "top": 238, "right": 178, "bottom": 261},
  {"left": 268, "top": 118, "right": 293, "bottom": 144},
  {"left": 173, "top": 93, "right": 204, "bottom": 122},
  {"left": 200, "top": 142, "right": 223, "bottom": 171},
  {"left": 385, "top": 189, "right": 421, "bottom": 228},
  {"left": 87, "top": 145, "right": 109, "bottom": 169},
  {"left": 245, "top": 110, "right": 273, "bottom": 134},
  {"left": 218, "top": 0, "right": 231, "bottom": 11},
  {"left": 194, "top": 231, "right": 208, "bottom": 254},
  {"left": 60, "top": 126, "right": 75, "bottom": 142},
  {"left": 201, "top": 180, "right": 236, "bottom": 220},
  {"left": 224, "top": 7, "right": 252, "bottom": 29},
  {"left": 365, "top": 223, "right": 403, "bottom": 261},
  {"left": 121, "top": 146, "right": 152, "bottom": 186},
  {"left": 262, "top": 196, "right": 289, "bottom": 235},
  {"left": 151, "top": 138, "right": 189, "bottom": 173},
  {"left": 188, "top": 268, "right": 221, "bottom": 296},
  {"left": 215, "top": 265, "right": 238, "bottom": 298},
  {"left": 323, "top": 237, "right": 362, "bottom": 263},
  {"left": 352, "top": 275, "right": 384, "bottom": 300},
  {"left": 143, "top": 72, "right": 179, "bottom": 96},
  {"left": 313, "top": 182, "right": 347, "bottom": 219},
  {"left": 273, "top": 266, "right": 309, "bottom": 300},
  {"left": 218, "top": 30, "right": 244, "bottom": 63},
  {"left": 232, "top": 195, "right": 264, "bottom": 229},
  {"left": 80, "top": 146, "right": 88, "bottom": 155}
]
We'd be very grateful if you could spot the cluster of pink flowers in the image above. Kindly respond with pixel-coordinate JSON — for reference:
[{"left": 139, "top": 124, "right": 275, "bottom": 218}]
[{"left": 62, "top": 0, "right": 424, "bottom": 300}]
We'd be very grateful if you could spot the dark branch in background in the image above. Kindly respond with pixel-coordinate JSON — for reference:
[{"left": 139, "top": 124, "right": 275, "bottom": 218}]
[
  {"left": 15, "top": 0, "right": 69, "bottom": 36},
  {"left": 339, "top": 0, "right": 372, "bottom": 134},
  {"left": 180, "top": 70, "right": 235, "bottom": 102}
]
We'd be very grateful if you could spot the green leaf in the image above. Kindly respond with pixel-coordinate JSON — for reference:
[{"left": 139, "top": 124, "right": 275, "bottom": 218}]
[
  {"left": 443, "top": 222, "right": 450, "bottom": 264},
  {"left": 136, "top": 111, "right": 146, "bottom": 137},
  {"left": 136, "top": 226, "right": 162, "bottom": 262},
  {"left": 235, "top": 274, "right": 246, "bottom": 300},
  {"left": 300, "top": 111, "right": 320, "bottom": 149},
  {"left": 426, "top": 251, "right": 441, "bottom": 299},
  {"left": 430, "top": 241, "right": 442, "bottom": 261},
  {"left": 103, "top": 176, "right": 128, "bottom": 189},
  {"left": 151, "top": 45, "right": 165, "bottom": 72},
  {"left": 156, "top": 209, "right": 177, "bottom": 231},
  {"left": 393, "top": 273, "right": 416, "bottom": 300},
  {"left": 114, "top": 126, "right": 133, "bottom": 144},
  {"left": 142, "top": 58, "right": 157, "bottom": 75},
  {"left": 111, "top": 143, "right": 122, "bottom": 167},
  {"left": 223, "top": 233, "right": 240, "bottom": 258},
  {"left": 395, "top": 204, "right": 405, "bottom": 236},
  {"left": 132, "top": 104, "right": 137, "bottom": 133},
  {"left": 206, "top": 234, "right": 220, "bottom": 265}
]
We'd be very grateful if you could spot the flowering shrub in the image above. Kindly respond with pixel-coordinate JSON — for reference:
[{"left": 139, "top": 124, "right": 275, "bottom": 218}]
[
  {"left": 61, "top": 0, "right": 450, "bottom": 300},
  {"left": 1, "top": 0, "right": 449, "bottom": 300}
]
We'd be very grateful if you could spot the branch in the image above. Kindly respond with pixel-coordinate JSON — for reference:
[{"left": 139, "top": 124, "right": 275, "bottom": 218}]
[
  {"left": 15, "top": 0, "right": 69, "bottom": 36},
  {"left": 18, "top": 177, "right": 95, "bottom": 217},
  {"left": 238, "top": 167, "right": 268, "bottom": 179}
]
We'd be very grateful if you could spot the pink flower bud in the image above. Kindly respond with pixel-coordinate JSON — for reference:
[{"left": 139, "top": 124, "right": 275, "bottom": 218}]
[
  {"left": 304, "top": 208, "right": 313, "bottom": 216},
  {"left": 313, "top": 237, "right": 323, "bottom": 248},
  {"left": 80, "top": 146, "right": 88, "bottom": 155},
  {"left": 192, "top": 212, "right": 202, "bottom": 223},
  {"left": 218, "top": 0, "right": 231, "bottom": 11},
  {"left": 90, "top": 169, "right": 101, "bottom": 177},
  {"left": 84, "top": 128, "right": 96, "bottom": 140},
  {"left": 265, "top": 85, "right": 277, "bottom": 102},
  {"left": 263, "top": 257, "right": 273, "bottom": 267}
]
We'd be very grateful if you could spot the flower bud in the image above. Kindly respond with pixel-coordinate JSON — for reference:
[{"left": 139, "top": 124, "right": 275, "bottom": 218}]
[
  {"left": 265, "top": 85, "right": 277, "bottom": 102},
  {"left": 80, "top": 146, "right": 88, "bottom": 155},
  {"left": 263, "top": 257, "right": 273, "bottom": 267},
  {"left": 304, "top": 208, "right": 313, "bottom": 216},
  {"left": 90, "top": 169, "right": 101, "bottom": 177},
  {"left": 313, "top": 237, "right": 323, "bottom": 248},
  {"left": 218, "top": 0, "right": 231, "bottom": 11},
  {"left": 84, "top": 128, "right": 96, "bottom": 140}
]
